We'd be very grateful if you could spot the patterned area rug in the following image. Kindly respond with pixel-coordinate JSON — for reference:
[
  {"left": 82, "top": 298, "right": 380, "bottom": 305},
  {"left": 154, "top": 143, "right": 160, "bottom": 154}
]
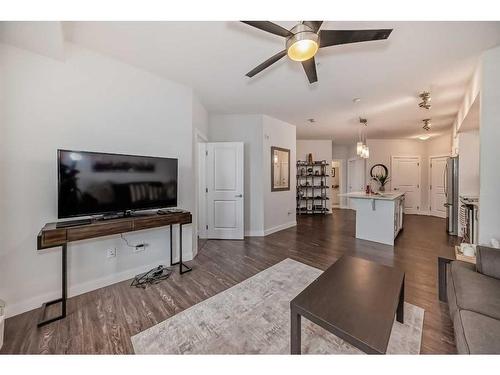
[{"left": 132, "top": 258, "right": 424, "bottom": 354}]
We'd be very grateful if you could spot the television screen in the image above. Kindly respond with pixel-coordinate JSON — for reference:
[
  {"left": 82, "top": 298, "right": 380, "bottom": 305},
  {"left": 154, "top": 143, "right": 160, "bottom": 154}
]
[{"left": 58, "top": 150, "right": 178, "bottom": 218}]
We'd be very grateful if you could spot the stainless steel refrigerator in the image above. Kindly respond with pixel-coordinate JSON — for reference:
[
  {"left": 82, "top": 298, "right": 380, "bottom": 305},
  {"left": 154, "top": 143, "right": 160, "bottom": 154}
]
[{"left": 445, "top": 156, "right": 459, "bottom": 235}]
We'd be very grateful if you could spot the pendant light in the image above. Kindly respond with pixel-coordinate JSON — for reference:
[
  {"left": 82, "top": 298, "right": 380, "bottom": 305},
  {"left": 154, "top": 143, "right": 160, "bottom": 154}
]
[{"left": 356, "top": 118, "right": 369, "bottom": 159}]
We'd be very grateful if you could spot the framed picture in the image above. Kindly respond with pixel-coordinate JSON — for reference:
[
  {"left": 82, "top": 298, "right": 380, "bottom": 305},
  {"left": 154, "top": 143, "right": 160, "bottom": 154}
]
[{"left": 271, "top": 146, "right": 290, "bottom": 192}]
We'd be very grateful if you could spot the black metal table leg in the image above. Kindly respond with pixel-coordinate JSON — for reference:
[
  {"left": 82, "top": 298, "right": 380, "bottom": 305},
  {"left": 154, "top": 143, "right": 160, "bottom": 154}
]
[
  {"left": 169, "top": 224, "right": 179, "bottom": 266},
  {"left": 38, "top": 244, "right": 67, "bottom": 327},
  {"left": 438, "top": 257, "right": 452, "bottom": 302},
  {"left": 169, "top": 223, "right": 191, "bottom": 274},
  {"left": 290, "top": 306, "right": 301, "bottom": 354},
  {"left": 397, "top": 276, "right": 404, "bottom": 324},
  {"left": 179, "top": 223, "right": 192, "bottom": 274}
]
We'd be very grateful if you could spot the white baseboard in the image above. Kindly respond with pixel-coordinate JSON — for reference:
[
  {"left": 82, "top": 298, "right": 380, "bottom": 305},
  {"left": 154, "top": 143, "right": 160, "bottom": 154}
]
[
  {"left": 263, "top": 221, "right": 297, "bottom": 236},
  {"left": 244, "top": 229, "right": 265, "bottom": 237},
  {"left": 5, "top": 260, "right": 180, "bottom": 319}
]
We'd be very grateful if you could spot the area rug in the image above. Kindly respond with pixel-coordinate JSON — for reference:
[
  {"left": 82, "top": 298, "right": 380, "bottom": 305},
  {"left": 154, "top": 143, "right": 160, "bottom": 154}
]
[{"left": 131, "top": 258, "right": 424, "bottom": 354}]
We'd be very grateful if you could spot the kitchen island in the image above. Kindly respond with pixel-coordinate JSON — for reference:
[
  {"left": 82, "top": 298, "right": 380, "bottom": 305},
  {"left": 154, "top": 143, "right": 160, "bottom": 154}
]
[{"left": 339, "top": 192, "right": 405, "bottom": 246}]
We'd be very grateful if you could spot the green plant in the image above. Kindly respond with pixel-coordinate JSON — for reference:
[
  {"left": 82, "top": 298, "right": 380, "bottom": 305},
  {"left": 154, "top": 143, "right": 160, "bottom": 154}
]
[{"left": 371, "top": 173, "right": 390, "bottom": 187}]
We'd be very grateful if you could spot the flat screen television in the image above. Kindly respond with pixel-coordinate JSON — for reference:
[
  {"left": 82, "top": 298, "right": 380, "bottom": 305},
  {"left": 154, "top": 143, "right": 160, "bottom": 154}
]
[{"left": 58, "top": 149, "right": 178, "bottom": 218}]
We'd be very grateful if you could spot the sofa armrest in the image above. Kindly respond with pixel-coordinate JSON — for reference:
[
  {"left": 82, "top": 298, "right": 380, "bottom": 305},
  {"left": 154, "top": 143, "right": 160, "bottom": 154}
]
[{"left": 476, "top": 246, "right": 500, "bottom": 280}]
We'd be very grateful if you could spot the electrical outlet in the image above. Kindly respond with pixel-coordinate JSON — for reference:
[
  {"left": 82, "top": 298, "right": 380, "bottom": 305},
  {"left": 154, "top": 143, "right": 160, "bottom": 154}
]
[
  {"left": 134, "top": 243, "right": 146, "bottom": 253},
  {"left": 107, "top": 248, "right": 117, "bottom": 258}
]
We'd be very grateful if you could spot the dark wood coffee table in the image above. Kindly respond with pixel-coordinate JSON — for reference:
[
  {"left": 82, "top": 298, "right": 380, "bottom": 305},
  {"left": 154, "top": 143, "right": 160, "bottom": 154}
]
[{"left": 290, "top": 255, "right": 405, "bottom": 354}]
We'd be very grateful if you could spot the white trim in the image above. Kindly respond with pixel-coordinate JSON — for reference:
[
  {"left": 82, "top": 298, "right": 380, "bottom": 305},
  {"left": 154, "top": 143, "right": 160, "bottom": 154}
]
[
  {"left": 263, "top": 221, "right": 297, "bottom": 236},
  {"left": 391, "top": 155, "right": 422, "bottom": 214},
  {"left": 244, "top": 230, "right": 265, "bottom": 237},
  {"left": 428, "top": 154, "right": 450, "bottom": 218},
  {"left": 5, "top": 260, "right": 172, "bottom": 318}
]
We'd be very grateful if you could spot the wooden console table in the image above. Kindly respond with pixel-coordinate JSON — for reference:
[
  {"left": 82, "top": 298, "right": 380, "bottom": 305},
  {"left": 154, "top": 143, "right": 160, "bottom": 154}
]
[{"left": 36, "top": 211, "right": 192, "bottom": 327}]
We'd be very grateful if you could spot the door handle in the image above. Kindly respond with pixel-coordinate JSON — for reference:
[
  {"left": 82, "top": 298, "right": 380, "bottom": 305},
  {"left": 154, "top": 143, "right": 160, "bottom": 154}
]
[
  {"left": 394, "top": 187, "right": 399, "bottom": 191},
  {"left": 235, "top": 194, "right": 243, "bottom": 198}
]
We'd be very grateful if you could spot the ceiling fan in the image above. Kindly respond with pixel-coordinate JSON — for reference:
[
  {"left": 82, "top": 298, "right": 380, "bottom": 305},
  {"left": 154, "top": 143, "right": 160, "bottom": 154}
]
[{"left": 242, "top": 21, "right": 393, "bottom": 84}]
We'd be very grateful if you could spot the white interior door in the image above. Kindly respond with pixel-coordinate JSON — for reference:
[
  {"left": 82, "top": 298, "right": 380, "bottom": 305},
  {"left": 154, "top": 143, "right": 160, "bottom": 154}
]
[
  {"left": 391, "top": 156, "right": 421, "bottom": 214},
  {"left": 429, "top": 156, "right": 448, "bottom": 218},
  {"left": 347, "top": 158, "right": 365, "bottom": 209},
  {"left": 348, "top": 158, "right": 365, "bottom": 192},
  {"left": 206, "top": 142, "right": 244, "bottom": 239}
]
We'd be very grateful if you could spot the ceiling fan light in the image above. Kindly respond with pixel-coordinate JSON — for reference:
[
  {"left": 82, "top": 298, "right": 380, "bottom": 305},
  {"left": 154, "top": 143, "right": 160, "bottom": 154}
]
[{"left": 286, "top": 31, "right": 319, "bottom": 62}]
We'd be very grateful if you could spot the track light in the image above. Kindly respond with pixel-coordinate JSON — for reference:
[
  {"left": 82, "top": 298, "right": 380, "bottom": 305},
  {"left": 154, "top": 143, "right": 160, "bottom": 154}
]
[
  {"left": 422, "top": 119, "right": 431, "bottom": 131},
  {"left": 418, "top": 92, "right": 431, "bottom": 110}
]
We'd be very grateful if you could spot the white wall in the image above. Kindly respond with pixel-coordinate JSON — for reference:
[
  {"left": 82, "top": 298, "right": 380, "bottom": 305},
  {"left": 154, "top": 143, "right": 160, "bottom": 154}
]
[
  {"left": 458, "top": 130, "right": 480, "bottom": 197},
  {"left": 0, "top": 42, "right": 197, "bottom": 317},
  {"left": 366, "top": 139, "right": 428, "bottom": 209},
  {"left": 208, "top": 114, "right": 265, "bottom": 236},
  {"left": 296, "top": 140, "right": 333, "bottom": 163},
  {"left": 192, "top": 95, "right": 209, "bottom": 251},
  {"left": 479, "top": 45, "right": 500, "bottom": 245},
  {"left": 208, "top": 114, "right": 296, "bottom": 236},
  {"left": 365, "top": 134, "right": 452, "bottom": 214},
  {"left": 263, "top": 116, "right": 296, "bottom": 235}
]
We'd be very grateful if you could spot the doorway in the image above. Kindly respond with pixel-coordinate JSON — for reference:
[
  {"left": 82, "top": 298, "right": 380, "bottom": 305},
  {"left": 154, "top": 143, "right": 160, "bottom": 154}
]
[
  {"left": 204, "top": 142, "right": 244, "bottom": 239},
  {"left": 391, "top": 155, "right": 421, "bottom": 214},
  {"left": 331, "top": 160, "right": 342, "bottom": 208},
  {"left": 429, "top": 155, "right": 448, "bottom": 218}
]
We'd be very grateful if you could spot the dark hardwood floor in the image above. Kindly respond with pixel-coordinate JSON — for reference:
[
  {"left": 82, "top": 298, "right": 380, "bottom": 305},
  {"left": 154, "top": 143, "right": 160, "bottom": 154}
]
[{"left": 0, "top": 209, "right": 458, "bottom": 354}]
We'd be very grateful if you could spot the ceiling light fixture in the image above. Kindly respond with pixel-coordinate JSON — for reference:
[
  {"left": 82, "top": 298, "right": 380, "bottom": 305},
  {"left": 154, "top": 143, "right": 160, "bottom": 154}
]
[
  {"left": 356, "top": 118, "right": 369, "bottom": 159},
  {"left": 422, "top": 118, "right": 431, "bottom": 131},
  {"left": 286, "top": 25, "right": 319, "bottom": 62},
  {"left": 353, "top": 98, "right": 361, "bottom": 103},
  {"left": 418, "top": 135, "right": 431, "bottom": 140},
  {"left": 418, "top": 91, "right": 432, "bottom": 110},
  {"left": 307, "top": 118, "right": 316, "bottom": 124}
]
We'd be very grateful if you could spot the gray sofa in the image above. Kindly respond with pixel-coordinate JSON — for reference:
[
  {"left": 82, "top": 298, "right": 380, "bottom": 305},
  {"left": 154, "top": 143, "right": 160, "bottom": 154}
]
[{"left": 445, "top": 246, "right": 500, "bottom": 354}]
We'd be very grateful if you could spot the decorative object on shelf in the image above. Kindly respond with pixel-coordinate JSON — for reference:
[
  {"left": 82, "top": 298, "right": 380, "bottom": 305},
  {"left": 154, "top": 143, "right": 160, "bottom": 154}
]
[
  {"left": 422, "top": 119, "right": 431, "bottom": 131},
  {"left": 307, "top": 153, "right": 313, "bottom": 164},
  {"left": 356, "top": 118, "right": 370, "bottom": 159},
  {"left": 271, "top": 146, "right": 290, "bottom": 192},
  {"left": 307, "top": 167, "right": 313, "bottom": 173},
  {"left": 418, "top": 91, "right": 431, "bottom": 110},
  {"left": 370, "top": 163, "right": 390, "bottom": 192},
  {"left": 314, "top": 170, "right": 320, "bottom": 176}
]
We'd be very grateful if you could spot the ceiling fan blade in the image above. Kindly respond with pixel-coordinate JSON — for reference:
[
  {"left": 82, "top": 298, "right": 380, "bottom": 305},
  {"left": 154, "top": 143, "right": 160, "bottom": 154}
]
[
  {"left": 241, "top": 21, "right": 293, "bottom": 38},
  {"left": 319, "top": 29, "right": 393, "bottom": 48},
  {"left": 246, "top": 50, "right": 287, "bottom": 77},
  {"left": 302, "top": 21, "right": 323, "bottom": 33},
  {"left": 301, "top": 57, "right": 318, "bottom": 84}
]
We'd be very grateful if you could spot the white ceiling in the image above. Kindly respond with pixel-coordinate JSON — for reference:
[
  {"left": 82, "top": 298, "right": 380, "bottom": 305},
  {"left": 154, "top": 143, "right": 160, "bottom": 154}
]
[{"left": 52, "top": 22, "right": 500, "bottom": 142}]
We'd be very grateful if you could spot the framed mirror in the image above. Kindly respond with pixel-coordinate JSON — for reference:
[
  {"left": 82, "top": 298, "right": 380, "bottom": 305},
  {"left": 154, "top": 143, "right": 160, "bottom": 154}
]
[
  {"left": 271, "top": 146, "right": 290, "bottom": 192},
  {"left": 370, "top": 163, "right": 388, "bottom": 178}
]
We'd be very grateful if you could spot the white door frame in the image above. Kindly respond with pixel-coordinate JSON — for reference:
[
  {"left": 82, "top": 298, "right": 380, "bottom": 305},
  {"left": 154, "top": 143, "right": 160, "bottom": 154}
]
[
  {"left": 391, "top": 155, "right": 421, "bottom": 214},
  {"left": 331, "top": 159, "right": 343, "bottom": 208},
  {"left": 428, "top": 154, "right": 449, "bottom": 218},
  {"left": 195, "top": 129, "right": 208, "bottom": 245}
]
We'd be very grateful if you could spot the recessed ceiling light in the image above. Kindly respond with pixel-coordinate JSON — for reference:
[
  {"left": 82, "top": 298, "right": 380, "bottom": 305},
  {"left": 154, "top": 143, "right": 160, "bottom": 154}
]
[
  {"left": 418, "top": 135, "right": 431, "bottom": 140},
  {"left": 353, "top": 98, "right": 361, "bottom": 103}
]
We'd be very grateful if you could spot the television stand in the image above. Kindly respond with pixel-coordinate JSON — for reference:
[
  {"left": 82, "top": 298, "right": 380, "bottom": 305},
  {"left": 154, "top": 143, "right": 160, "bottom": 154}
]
[
  {"left": 36, "top": 211, "right": 192, "bottom": 327},
  {"left": 55, "top": 218, "right": 92, "bottom": 228}
]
